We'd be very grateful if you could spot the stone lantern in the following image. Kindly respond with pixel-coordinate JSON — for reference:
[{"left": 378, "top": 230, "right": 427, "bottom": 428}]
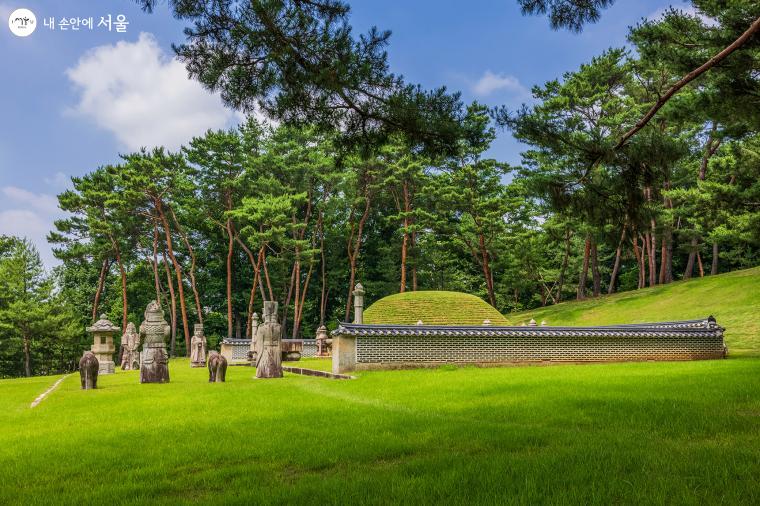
[
  {"left": 86, "top": 314, "right": 120, "bottom": 374},
  {"left": 315, "top": 325, "right": 331, "bottom": 357}
]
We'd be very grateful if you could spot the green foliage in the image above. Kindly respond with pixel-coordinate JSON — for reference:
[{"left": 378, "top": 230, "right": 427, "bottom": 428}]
[
  {"left": 518, "top": 0, "right": 616, "bottom": 32},
  {"left": 136, "top": 0, "right": 465, "bottom": 157},
  {"left": 0, "top": 239, "right": 80, "bottom": 378}
]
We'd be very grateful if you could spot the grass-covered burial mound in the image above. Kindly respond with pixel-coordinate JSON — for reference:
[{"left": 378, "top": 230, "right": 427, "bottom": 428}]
[{"left": 363, "top": 290, "right": 508, "bottom": 326}]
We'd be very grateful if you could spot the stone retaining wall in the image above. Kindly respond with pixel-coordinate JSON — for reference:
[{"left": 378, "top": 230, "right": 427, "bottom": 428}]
[{"left": 331, "top": 318, "right": 726, "bottom": 373}]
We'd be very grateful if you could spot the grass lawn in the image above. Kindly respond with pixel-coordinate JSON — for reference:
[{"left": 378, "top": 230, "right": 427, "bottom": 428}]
[
  {"left": 506, "top": 266, "right": 760, "bottom": 356},
  {"left": 2, "top": 356, "right": 760, "bottom": 504},
  {"left": 290, "top": 357, "right": 332, "bottom": 372}
]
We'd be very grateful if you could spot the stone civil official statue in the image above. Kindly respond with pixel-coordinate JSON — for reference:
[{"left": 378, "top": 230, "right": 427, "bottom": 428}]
[
  {"left": 190, "top": 324, "right": 207, "bottom": 367},
  {"left": 120, "top": 322, "right": 140, "bottom": 371},
  {"left": 139, "top": 300, "right": 170, "bottom": 383},
  {"left": 255, "top": 301, "right": 283, "bottom": 379}
]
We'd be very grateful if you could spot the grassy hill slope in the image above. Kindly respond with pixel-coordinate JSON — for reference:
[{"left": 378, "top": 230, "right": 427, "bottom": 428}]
[
  {"left": 505, "top": 266, "right": 760, "bottom": 354},
  {"left": 364, "top": 290, "right": 508, "bottom": 325}
]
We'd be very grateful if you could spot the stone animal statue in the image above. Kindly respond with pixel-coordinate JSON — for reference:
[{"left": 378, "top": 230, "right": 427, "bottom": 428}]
[
  {"left": 207, "top": 351, "right": 227, "bottom": 383},
  {"left": 79, "top": 351, "right": 99, "bottom": 390}
]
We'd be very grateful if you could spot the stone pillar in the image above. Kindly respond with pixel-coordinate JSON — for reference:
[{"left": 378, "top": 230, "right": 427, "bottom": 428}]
[
  {"left": 86, "top": 314, "right": 119, "bottom": 375},
  {"left": 139, "top": 301, "right": 171, "bottom": 384},
  {"left": 352, "top": 283, "right": 365, "bottom": 324},
  {"left": 332, "top": 330, "right": 356, "bottom": 374},
  {"left": 255, "top": 301, "right": 283, "bottom": 378},
  {"left": 249, "top": 313, "right": 260, "bottom": 356}
]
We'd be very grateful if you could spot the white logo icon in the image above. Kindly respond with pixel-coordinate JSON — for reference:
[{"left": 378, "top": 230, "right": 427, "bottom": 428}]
[{"left": 8, "top": 8, "right": 36, "bottom": 37}]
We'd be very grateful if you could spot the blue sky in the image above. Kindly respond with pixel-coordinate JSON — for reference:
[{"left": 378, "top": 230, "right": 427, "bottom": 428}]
[{"left": 0, "top": 0, "right": 683, "bottom": 266}]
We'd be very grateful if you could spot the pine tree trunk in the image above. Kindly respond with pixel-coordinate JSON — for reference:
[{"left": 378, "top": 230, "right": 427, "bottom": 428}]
[
  {"left": 151, "top": 225, "right": 162, "bottom": 303},
  {"left": 318, "top": 210, "right": 327, "bottom": 326},
  {"left": 632, "top": 233, "right": 644, "bottom": 289},
  {"left": 161, "top": 248, "right": 177, "bottom": 356},
  {"left": 111, "top": 238, "right": 128, "bottom": 331},
  {"left": 171, "top": 208, "right": 203, "bottom": 325},
  {"left": 478, "top": 233, "right": 497, "bottom": 307},
  {"left": 711, "top": 242, "right": 719, "bottom": 275},
  {"left": 92, "top": 257, "right": 109, "bottom": 321},
  {"left": 345, "top": 194, "right": 371, "bottom": 320},
  {"left": 557, "top": 228, "right": 571, "bottom": 302},
  {"left": 226, "top": 218, "right": 234, "bottom": 339},
  {"left": 643, "top": 233, "right": 652, "bottom": 287},
  {"left": 399, "top": 181, "right": 410, "bottom": 293},
  {"left": 282, "top": 263, "right": 297, "bottom": 338},
  {"left": 156, "top": 202, "right": 190, "bottom": 354},
  {"left": 291, "top": 253, "right": 301, "bottom": 339},
  {"left": 577, "top": 235, "right": 591, "bottom": 300},
  {"left": 649, "top": 225, "right": 657, "bottom": 287},
  {"left": 684, "top": 237, "right": 698, "bottom": 280},
  {"left": 697, "top": 251, "right": 704, "bottom": 277},
  {"left": 608, "top": 227, "right": 626, "bottom": 294},
  {"left": 23, "top": 331, "right": 31, "bottom": 377},
  {"left": 294, "top": 258, "right": 314, "bottom": 338},
  {"left": 591, "top": 240, "right": 601, "bottom": 297}
]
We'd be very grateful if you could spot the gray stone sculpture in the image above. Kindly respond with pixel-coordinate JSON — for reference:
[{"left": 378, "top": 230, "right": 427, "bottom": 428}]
[
  {"left": 139, "top": 301, "right": 170, "bottom": 384},
  {"left": 190, "top": 323, "right": 207, "bottom": 368},
  {"left": 120, "top": 322, "right": 140, "bottom": 371},
  {"left": 207, "top": 351, "right": 227, "bottom": 382},
  {"left": 255, "top": 301, "right": 283, "bottom": 379},
  {"left": 79, "top": 351, "right": 99, "bottom": 390},
  {"left": 248, "top": 312, "right": 260, "bottom": 365}
]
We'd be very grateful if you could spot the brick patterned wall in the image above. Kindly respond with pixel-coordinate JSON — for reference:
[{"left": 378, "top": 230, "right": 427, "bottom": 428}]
[{"left": 355, "top": 333, "right": 725, "bottom": 364}]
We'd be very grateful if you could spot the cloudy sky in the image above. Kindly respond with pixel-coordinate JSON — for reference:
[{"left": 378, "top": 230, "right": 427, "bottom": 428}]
[{"left": 0, "top": 0, "right": 683, "bottom": 267}]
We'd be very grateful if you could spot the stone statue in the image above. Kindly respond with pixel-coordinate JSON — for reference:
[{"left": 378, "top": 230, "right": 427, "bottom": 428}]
[
  {"left": 120, "top": 322, "right": 140, "bottom": 371},
  {"left": 79, "top": 351, "right": 99, "bottom": 390},
  {"left": 190, "top": 323, "right": 207, "bottom": 368},
  {"left": 139, "top": 300, "right": 170, "bottom": 384},
  {"left": 207, "top": 350, "right": 228, "bottom": 383},
  {"left": 248, "top": 312, "right": 260, "bottom": 365},
  {"left": 255, "top": 301, "right": 283, "bottom": 379}
]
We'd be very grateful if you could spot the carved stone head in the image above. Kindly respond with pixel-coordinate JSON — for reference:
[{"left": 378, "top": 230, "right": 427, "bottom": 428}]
[
  {"left": 263, "top": 301, "right": 278, "bottom": 323},
  {"left": 144, "top": 300, "right": 164, "bottom": 322}
]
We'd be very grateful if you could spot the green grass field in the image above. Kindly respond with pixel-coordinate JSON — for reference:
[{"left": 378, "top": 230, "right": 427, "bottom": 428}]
[
  {"left": 2, "top": 358, "right": 759, "bottom": 504},
  {"left": 2, "top": 268, "right": 759, "bottom": 504},
  {"left": 364, "top": 290, "right": 509, "bottom": 325},
  {"left": 507, "top": 266, "right": 760, "bottom": 356}
]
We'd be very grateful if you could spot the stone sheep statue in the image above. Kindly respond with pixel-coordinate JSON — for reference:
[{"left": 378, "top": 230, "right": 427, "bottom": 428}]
[
  {"left": 79, "top": 351, "right": 99, "bottom": 390},
  {"left": 207, "top": 350, "right": 227, "bottom": 383}
]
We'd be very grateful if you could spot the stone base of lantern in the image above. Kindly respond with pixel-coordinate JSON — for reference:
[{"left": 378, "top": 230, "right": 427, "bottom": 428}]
[{"left": 97, "top": 359, "right": 115, "bottom": 374}]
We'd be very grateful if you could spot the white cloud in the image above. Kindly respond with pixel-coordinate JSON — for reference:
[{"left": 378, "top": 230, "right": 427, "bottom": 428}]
[
  {"left": 2, "top": 186, "right": 60, "bottom": 215},
  {"left": 43, "top": 171, "right": 70, "bottom": 189},
  {"left": 0, "top": 188, "right": 63, "bottom": 268},
  {"left": 65, "top": 32, "right": 236, "bottom": 151},
  {"left": 472, "top": 70, "right": 529, "bottom": 97}
]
